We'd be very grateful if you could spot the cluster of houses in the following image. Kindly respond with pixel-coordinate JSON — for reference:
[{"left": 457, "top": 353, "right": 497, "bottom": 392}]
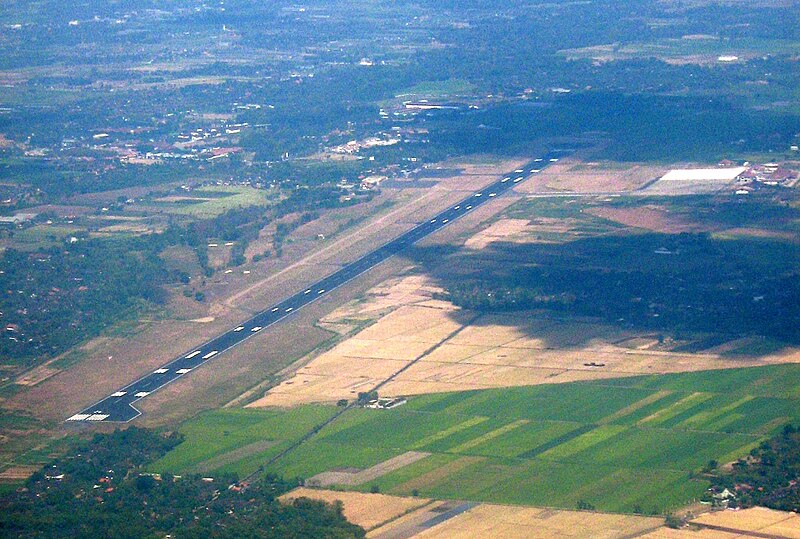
[
  {"left": 731, "top": 160, "right": 799, "bottom": 195},
  {"left": 328, "top": 136, "right": 400, "bottom": 155}
]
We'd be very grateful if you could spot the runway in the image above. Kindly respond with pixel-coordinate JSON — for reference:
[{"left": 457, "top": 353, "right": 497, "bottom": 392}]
[{"left": 67, "top": 151, "right": 569, "bottom": 422}]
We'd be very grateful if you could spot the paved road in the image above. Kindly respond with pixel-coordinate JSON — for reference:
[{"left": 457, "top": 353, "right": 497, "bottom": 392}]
[{"left": 67, "top": 151, "right": 570, "bottom": 423}]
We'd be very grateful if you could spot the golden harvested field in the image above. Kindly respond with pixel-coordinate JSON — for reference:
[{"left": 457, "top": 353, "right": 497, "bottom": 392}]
[
  {"left": 690, "top": 507, "right": 800, "bottom": 538},
  {"left": 409, "top": 504, "right": 663, "bottom": 539},
  {"left": 279, "top": 488, "right": 430, "bottom": 532},
  {"left": 247, "top": 300, "right": 473, "bottom": 407},
  {"left": 638, "top": 507, "right": 800, "bottom": 538},
  {"left": 248, "top": 273, "right": 800, "bottom": 407},
  {"left": 278, "top": 487, "right": 800, "bottom": 539},
  {"left": 280, "top": 488, "right": 669, "bottom": 539},
  {"left": 638, "top": 530, "right": 737, "bottom": 539}
]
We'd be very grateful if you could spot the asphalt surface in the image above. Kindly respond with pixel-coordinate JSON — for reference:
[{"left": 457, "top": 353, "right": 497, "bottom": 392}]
[{"left": 67, "top": 150, "right": 569, "bottom": 423}]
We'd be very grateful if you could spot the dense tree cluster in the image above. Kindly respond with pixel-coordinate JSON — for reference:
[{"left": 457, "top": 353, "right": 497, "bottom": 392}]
[
  {"left": 710, "top": 425, "right": 800, "bottom": 512},
  {"left": 429, "top": 232, "right": 800, "bottom": 344},
  {"left": 0, "top": 236, "right": 172, "bottom": 364},
  {"left": 0, "top": 428, "right": 364, "bottom": 538}
]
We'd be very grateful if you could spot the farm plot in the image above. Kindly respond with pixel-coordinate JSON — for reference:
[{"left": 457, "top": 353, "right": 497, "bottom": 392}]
[
  {"left": 279, "top": 488, "right": 665, "bottom": 539},
  {"left": 247, "top": 364, "right": 800, "bottom": 514},
  {"left": 279, "top": 487, "right": 431, "bottom": 532},
  {"left": 249, "top": 296, "right": 799, "bottom": 407},
  {"left": 408, "top": 503, "right": 664, "bottom": 539},
  {"left": 148, "top": 406, "right": 336, "bottom": 478},
  {"left": 690, "top": 506, "right": 800, "bottom": 538}
]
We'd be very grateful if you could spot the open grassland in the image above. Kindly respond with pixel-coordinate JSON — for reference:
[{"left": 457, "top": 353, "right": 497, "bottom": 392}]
[
  {"left": 148, "top": 185, "right": 277, "bottom": 217},
  {"left": 160, "top": 364, "right": 800, "bottom": 514},
  {"left": 10, "top": 224, "right": 83, "bottom": 249},
  {"left": 384, "top": 78, "right": 477, "bottom": 107}
]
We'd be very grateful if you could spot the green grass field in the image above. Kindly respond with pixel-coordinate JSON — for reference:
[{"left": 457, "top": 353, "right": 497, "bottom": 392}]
[
  {"left": 154, "top": 364, "right": 800, "bottom": 513},
  {"left": 394, "top": 78, "right": 476, "bottom": 100},
  {"left": 149, "top": 406, "right": 336, "bottom": 478},
  {"left": 150, "top": 186, "right": 278, "bottom": 218},
  {"left": 381, "top": 78, "right": 477, "bottom": 108},
  {"left": 12, "top": 224, "right": 83, "bottom": 249}
]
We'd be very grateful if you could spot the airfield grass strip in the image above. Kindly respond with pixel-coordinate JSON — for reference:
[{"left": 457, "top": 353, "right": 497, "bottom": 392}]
[{"left": 516, "top": 423, "right": 596, "bottom": 459}]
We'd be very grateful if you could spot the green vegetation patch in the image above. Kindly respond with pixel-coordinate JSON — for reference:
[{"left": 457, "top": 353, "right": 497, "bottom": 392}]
[
  {"left": 156, "top": 364, "right": 800, "bottom": 514},
  {"left": 149, "top": 406, "right": 337, "bottom": 479},
  {"left": 393, "top": 78, "right": 476, "bottom": 100},
  {"left": 154, "top": 186, "right": 278, "bottom": 218},
  {"left": 11, "top": 224, "right": 83, "bottom": 249}
]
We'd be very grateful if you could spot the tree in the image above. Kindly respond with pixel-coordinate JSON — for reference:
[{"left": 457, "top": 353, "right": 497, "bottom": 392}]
[
  {"left": 665, "top": 514, "right": 684, "bottom": 529},
  {"left": 357, "top": 391, "right": 378, "bottom": 404},
  {"left": 135, "top": 474, "right": 157, "bottom": 492}
]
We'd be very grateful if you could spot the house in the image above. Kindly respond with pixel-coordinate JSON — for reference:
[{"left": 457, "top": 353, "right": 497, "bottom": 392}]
[{"left": 711, "top": 488, "right": 736, "bottom": 507}]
